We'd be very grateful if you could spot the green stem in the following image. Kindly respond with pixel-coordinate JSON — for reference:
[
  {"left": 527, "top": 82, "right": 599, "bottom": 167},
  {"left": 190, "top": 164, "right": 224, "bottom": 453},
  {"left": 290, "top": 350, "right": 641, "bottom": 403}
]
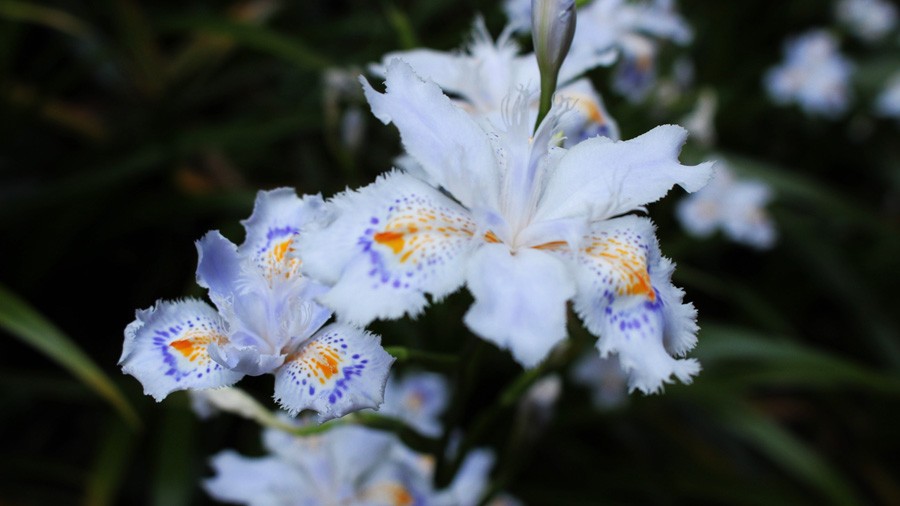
[
  {"left": 385, "top": 346, "right": 459, "bottom": 370},
  {"left": 534, "top": 70, "right": 557, "bottom": 132}
]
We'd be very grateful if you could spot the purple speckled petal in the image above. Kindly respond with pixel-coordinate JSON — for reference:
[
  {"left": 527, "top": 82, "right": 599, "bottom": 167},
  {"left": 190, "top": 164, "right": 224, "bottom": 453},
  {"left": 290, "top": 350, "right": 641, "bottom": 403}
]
[
  {"left": 568, "top": 215, "right": 699, "bottom": 394},
  {"left": 299, "top": 171, "right": 478, "bottom": 326},
  {"left": 120, "top": 299, "right": 244, "bottom": 401},
  {"left": 273, "top": 323, "right": 394, "bottom": 420}
]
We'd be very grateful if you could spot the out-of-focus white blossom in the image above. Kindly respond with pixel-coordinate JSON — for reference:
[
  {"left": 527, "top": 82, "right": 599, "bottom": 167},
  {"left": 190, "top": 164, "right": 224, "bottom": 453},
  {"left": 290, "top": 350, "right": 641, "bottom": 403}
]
[
  {"left": 205, "top": 418, "right": 497, "bottom": 506},
  {"left": 570, "top": 352, "right": 629, "bottom": 408},
  {"left": 379, "top": 371, "right": 450, "bottom": 437},
  {"left": 764, "top": 30, "right": 853, "bottom": 117},
  {"left": 681, "top": 89, "right": 718, "bottom": 147},
  {"left": 876, "top": 72, "right": 900, "bottom": 119},
  {"left": 835, "top": 0, "right": 897, "bottom": 42},
  {"left": 677, "top": 162, "right": 777, "bottom": 249}
]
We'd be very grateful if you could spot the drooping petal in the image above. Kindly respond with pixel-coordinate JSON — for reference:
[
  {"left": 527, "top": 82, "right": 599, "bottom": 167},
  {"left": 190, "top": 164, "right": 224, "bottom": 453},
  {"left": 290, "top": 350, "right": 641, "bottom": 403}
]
[
  {"left": 239, "top": 188, "right": 327, "bottom": 286},
  {"left": 299, "top": 171, "right": 478, "bottom": 325},
  {"left": 120, "top": 299, "right": 243, "bottom": 401},
  {"left": 273, "top": 323, "right": 394, "bottom": 420},
  {"left": 360, "top": 59, "right": 501, "bottom": 212},
  {"left": 464, "top": 244, "right": 576, "bottom": 367},
  {"left": 568, "top": 216, "right": 699, "bottom": 393},
  {"left": 533, "top": 125, "right": 714, "bottom": 223}
]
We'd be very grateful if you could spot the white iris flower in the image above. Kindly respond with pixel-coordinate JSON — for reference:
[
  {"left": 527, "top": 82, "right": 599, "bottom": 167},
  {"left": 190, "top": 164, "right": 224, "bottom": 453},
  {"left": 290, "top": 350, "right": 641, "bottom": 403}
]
[{"left": 300, "top": 61, "right": 713, "bottom": 393}]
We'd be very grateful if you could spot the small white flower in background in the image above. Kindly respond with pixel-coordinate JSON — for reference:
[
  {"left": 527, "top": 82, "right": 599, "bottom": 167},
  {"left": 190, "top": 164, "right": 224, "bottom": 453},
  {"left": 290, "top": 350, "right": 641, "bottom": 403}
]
[
  {"left": 205, "top": 422, "right": 434, "bottom": 505},
  {"left": 764, "top": 30, "right": 853, "bottom": 118},
  {"left": 205, "top": 418, "right": 497, "bottom": 506},
  {"left": 324, "top": 67, "right": 368, "bottom": 153},
  {"left": 570, "top": 352, "right": 629, "bottom": 408},
  {"left": 677, "top": 162, "right": 777, "bottom": 249},
  {"left": 119, "top": 189, "right": 394, "bottom": 420},
  {"left": 300, "top": 60, "right": 713, "bottom": 394},
  {"left": 571, "top": 0, "right": 694, "bottom": 102},
  {"left": 518, "top": 374, "right": 563, "bottom": 435},
  {"left": 835, "top": 0, "right": 897, "bottom": 43},
  {"left": 680, "top": 89, "right": 718, "bottom": 147},
  {"left": 875, "top": 72, "right": 900, "bottom": 120},
  {"left": 371, "top": 19, "right": 618, "bottom": 145},
  {"left": 378, "top": 371, "right": 450, "bottom": 437},
  {"left": 504, "top": 0, "right": 694, "bottom": 102}
]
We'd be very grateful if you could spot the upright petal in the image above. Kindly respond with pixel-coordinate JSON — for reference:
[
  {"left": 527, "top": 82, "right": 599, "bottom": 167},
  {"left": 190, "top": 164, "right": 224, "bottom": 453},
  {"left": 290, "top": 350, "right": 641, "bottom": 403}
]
[
  {"left": 120, "top": 299, "right": 243, "bottom": 401},
  {"left": 195, "top": 231, "right": 242, "bottom": 301},
  {"left": 273, "top": 323, "right": 394, "bottom": 420},
  {"left": 361, "top": 60, "right": 501, "bottom": 212},
  {"left": 533, "top": 125, "right": 714, "bottom": 223},
  {"left": 299, "top": 171, "right": 478, "bottom": 325},
  {"left": 239, "top": 188, "right": 327, "bottom": 286},
  {"left": 568, "top": 216, "right": 699, "bottom": 393},
  {"left": 464, "top": 244, "right": 576, "bottom": 367}
]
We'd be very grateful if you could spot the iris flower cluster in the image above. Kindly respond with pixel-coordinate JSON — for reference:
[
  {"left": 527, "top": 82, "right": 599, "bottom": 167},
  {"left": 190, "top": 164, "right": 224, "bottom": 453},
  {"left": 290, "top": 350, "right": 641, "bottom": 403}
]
[{"left": 120, "top": 0, "right": 713, "bottom": 503}]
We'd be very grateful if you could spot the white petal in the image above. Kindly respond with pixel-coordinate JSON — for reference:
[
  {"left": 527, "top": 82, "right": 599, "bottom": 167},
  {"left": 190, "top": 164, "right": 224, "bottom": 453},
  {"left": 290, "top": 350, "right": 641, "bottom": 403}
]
[
  {"left": 120, "top": 299, "right": 243, "bottom": 401},
  {"left": 534, "top": 125, "right": 714, "bottom": 223},
  {"left": 273, "top": 323, "right": 394, "bottom": 420},
  {"left": 371, "top": 49, "right": 470, "bottom": 98},
  {"left": 464, "top": 244, "right": 575, "bottom": 367},
  {"left": 207, "top": 340, "right": 285, "bottom": 376},
  {"left": 570, "top": 216, "right": 699, "bottom": 393},
  {"left": 299, "top": 171, "right": 478, "bottom": 325},
  {"left": 361, "top": 59, "right": 501, "bottom": 212}
]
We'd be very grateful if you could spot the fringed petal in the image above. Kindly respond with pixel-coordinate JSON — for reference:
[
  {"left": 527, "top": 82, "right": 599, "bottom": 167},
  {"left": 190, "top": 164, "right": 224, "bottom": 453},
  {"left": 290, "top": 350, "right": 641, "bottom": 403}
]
[
  {"left": 534, "top": 125, "right": 714, "bottom": 223},
  {"left": 299, "top": 171, "right": 477, "bottom": 325},
  {"left": 120, "top": 299, "right": 243, "bottom": 401},
  {"left": 569, "top": 216, "right": 700, "bottom": 393},
  {"left": 273, "top": 323, "right": 394, "bottom": 420}
]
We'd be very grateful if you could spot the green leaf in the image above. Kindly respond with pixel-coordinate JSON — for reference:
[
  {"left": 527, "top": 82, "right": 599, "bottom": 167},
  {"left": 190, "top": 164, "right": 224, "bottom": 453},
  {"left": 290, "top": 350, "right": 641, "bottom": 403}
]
[
  {"left": 83, "top": 416, "right": 136, "bottom": 506},
  {"left": 0, "top": 283, "right": 141, "bottom": 428},
  {"left": 0, "top": 0, "right": 94, "bottom": 39},
  {"left": 716, "top": 401, "right": 861, "bottom": 506},
  {"left": 696, "top": 323, "right": 900, "bottom": 392}
]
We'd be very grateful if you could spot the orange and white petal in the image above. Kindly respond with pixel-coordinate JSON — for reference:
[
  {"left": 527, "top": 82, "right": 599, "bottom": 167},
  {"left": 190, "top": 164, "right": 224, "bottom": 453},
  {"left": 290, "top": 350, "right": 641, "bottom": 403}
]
[
  {"left": 569, "top": 216, "right": 699, "bottom": 393},
  {"left": 299, "top": 171, "right": 478, "bottom": 325},
  {"left": 464, "top": 244, "right": 576, "bottom": 368},
  {"left": 273, "top": 323, "right": 394, "bottom": 420},
  {"left": 120, "top": 299, "right": 243, "bottom": 401},
  {"left": 239, "top": 188, "right": 327, "bottom": 286}
]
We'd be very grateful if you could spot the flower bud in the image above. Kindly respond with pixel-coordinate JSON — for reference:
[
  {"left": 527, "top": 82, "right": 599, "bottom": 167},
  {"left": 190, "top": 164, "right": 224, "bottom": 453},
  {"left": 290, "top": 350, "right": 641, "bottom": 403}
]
[{"left": 531, "top": 0, "right": 577, "bottom": 129}]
